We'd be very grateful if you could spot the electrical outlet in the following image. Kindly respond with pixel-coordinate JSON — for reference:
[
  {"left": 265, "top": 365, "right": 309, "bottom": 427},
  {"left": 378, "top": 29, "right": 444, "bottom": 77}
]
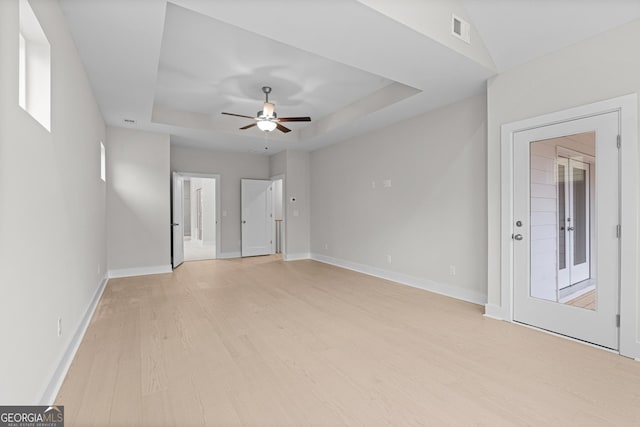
[
  {"left": 57, "top": 318, "right": 62, "bottom": 337},
  {"left": 387, "top": 254, "right": 392, "bottom": 264},
  {"left": 383, "top": 179, "right": 392, "bottom": 188},
  {"left": 371, "top": 181, "right": 376, "bottom": 189},
  {"left": 324, "top": 243, "right": 329, "bottom": 250},
  {"left": 449, "top": 265, "right": 456, "bottom": 276}
]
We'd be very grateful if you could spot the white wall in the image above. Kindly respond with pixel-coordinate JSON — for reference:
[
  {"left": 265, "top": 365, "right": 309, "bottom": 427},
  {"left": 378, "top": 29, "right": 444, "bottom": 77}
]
[
  {"left": 269, "top": 150, "right": 286, "bottom": 178},
  {"left": 107, "top": 127, "right": 171, "bottom": 275},
  {"left": 170, "top": 146, "right": 269, "bottom": 257},
  {"left": 310, "top": 95, "right": 487, "bottom": 303},
  {"left": 268, "top": 150, "right": 311, "bottom": 259},
  {"left": 284, "top": 151, "right": 311, "bottom": 259},
  {"left": 0, "top": 1, "right": 106, "bottom": 404}
]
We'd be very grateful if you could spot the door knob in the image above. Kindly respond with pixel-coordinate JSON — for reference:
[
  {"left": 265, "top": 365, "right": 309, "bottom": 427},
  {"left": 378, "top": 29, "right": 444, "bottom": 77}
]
[
  {"left": 513, "top": 234, "right": 524, "bottom": 241},
  {"left": 242, "top": 220, "right": 246, "bottom": 224},
  {"left": 567, "top": 227, "right": 575, "bottom": 231},
  {"left": 171, "top": 223, "right": 180, "bottom": 226}
]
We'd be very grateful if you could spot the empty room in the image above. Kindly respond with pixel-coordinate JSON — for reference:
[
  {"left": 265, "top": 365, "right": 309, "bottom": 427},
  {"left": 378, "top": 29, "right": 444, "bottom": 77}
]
[{"left": 2, "top": 0, "right": 640, "bottom": 425}]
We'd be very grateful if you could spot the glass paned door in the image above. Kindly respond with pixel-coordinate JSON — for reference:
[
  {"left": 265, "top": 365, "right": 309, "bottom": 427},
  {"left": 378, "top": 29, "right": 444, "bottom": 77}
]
[
  {"left": 513, "top": 112, "right": 619, "bottom": 350},
  {"left": 556, "top": 157, "right": 592, "bottom": 301}
]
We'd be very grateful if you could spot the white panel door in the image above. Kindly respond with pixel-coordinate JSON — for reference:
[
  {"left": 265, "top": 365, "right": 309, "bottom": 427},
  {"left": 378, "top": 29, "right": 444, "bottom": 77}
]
[
  {"left": 513, "top": 112, "right": 619, "bottom": 349},
  {"left": 241, "top": 179, "right": 273, "bottom": 257},
  {"left": 172, "top": 172, "right": 184, "bottom": 268}
]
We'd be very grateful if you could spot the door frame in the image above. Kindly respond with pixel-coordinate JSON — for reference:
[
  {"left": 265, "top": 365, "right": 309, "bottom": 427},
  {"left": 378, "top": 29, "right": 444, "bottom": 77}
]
[
  {"left": 171, "top": 172, "right": 185, "bottom": 268},
  {"left": 172, "top": 171, "right": 221, "bottom": 264},
  {"left": 494, "top": 94, "right": 639, "bottom": 358}
]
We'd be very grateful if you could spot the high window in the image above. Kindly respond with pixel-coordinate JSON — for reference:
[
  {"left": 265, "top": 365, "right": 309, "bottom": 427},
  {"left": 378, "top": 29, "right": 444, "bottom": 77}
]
[
  {"left": 100, "top": 142, "right": 106, "bottom": 182},
  {"left": 19, "top": 0, "right": 51, "bottom": 131}
]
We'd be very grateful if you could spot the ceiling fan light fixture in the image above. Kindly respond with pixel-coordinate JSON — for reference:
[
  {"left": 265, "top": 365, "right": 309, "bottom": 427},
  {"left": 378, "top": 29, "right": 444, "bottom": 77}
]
[
  {"left": 221, "top": 86, "right": 309, "bottom": 134},
  {"left": 263, "top": 102, "right": 275, "bottom": 118},
  {"left": 257, "top": 120, "right": 277, "bottom": 132}
]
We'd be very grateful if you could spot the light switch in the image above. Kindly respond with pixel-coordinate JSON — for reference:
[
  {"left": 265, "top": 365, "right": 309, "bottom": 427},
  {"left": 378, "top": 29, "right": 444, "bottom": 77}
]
[
  {"left": 293, "top": 209, "right": 299, "bottom": 217},
  {"left": 383, "top": 179, "right": 392, "bottom": 188},
  {"left": 222, "top": 210, "right": 227, "bottom": 217}
]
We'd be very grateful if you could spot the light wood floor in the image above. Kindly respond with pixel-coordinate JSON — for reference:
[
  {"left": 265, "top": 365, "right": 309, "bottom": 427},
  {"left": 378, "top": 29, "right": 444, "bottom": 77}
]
[
  {"left": 566, "top": 289, "right": 596, "bottom": 310},
  {"left": 56, "top": 256, "right": 640, "bottom": 426}
]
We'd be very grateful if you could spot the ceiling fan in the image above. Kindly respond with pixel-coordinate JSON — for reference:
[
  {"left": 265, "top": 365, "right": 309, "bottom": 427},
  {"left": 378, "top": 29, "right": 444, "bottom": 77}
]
[{"left": 221, "top": 86, "right": 311, "bottom": 133}]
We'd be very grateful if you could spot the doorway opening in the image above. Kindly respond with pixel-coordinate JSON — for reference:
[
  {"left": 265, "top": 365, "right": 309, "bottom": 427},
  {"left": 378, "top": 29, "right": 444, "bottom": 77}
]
[
  {"left": 183, "top": 177, "right": 216, "bottom": 261},
  {"left": 172, "top": 172, "right": 221, "bottom": 268}
]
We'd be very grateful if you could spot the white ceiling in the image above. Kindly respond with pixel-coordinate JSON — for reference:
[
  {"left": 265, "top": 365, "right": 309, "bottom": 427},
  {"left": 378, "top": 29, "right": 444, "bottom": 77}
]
[
  {"left": 59, "top": 0, "right": 640, "bottom": 154},
  {"left": 153, "top": 3, "right": 397, "bottom": 140}
]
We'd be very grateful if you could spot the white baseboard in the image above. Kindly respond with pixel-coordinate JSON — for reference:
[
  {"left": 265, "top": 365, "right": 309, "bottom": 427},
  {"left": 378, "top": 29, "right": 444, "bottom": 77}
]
[
  {"left": 483, "top": 303, "right": 509, "bottom": 321},
  {"left": 108, "top": 264, "right": 172, "bottom": 278},
  {"left": 218, "top": 252, "right": 241, "bottom": 259},
  {"left": 39, "top": 275, "right": 108, "bottom": 404},
  {"left": 310, "top": 253, "right": 487, "bottom": 305},
  {"left": 284, "top": 252, "right": 310, "bottom": 261},
  {"left": 217, "top": 252, "right": 309, "bottom": 260}
]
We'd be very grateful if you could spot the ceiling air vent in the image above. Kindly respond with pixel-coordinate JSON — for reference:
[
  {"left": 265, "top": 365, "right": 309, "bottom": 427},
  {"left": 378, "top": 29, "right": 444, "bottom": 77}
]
[
  {"left": 123, "top": 118, "right": 136, "bottom": 125},
  {"left": 452, "top": 14, "right": 470, "bottom": 44}
]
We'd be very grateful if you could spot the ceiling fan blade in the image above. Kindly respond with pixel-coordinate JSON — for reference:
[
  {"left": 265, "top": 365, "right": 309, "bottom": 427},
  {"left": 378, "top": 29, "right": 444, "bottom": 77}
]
[
  {"left": 222, "top": 112, "right": 256, "bottom": 119},
  {"left": 240, "top": 123, "right": 257, "bottom": 130},
  {"left": 278, "top": 116, "right": 311, "bottom": 122},
  {"left": 276, "top": 123, "right": 292, "bottom": 133}
]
